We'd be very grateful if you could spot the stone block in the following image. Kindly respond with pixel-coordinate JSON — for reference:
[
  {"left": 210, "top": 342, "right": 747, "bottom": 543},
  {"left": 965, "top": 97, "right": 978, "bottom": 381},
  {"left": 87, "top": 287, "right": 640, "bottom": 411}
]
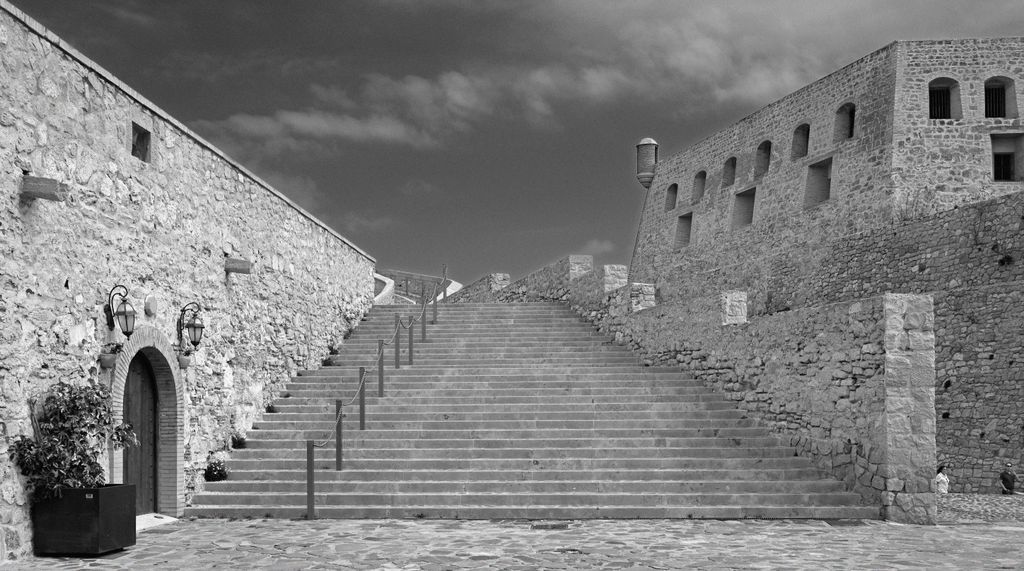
[{"left": 720, "top": 291, "right": 747, "bottom": 325}]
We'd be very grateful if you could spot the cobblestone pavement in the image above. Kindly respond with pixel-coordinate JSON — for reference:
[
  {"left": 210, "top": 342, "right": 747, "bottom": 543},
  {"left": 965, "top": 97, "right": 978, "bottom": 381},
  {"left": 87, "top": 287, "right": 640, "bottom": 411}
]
[{"left": 8, "top": 494, "right": 1024, "bottom": 570}]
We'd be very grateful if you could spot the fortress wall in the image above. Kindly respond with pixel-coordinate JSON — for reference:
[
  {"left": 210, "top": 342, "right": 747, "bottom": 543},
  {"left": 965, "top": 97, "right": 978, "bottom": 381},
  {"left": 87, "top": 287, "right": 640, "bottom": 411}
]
[
  {"left": 0, "top": 4, "right": 374, "bottom": 556},
  {"left": 631, "top": 43, "right": 898, "bottom": 289},
  {"left": 892, "top": 38, "right": 1024, "bottom": 217}
]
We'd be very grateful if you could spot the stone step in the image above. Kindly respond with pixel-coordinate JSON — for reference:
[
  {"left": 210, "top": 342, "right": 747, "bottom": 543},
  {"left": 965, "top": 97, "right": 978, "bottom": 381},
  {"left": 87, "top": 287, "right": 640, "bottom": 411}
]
[
  {"left": 264, "top": 392, "right": 733, "bottom": 407},
  {"left": 296, "top": 370, "right": 686, "bottom": 379},
  {"left": 185, "top": 504, "right": 878, "bottom": 520},
  {"left": 203, "top": 479, "right": 845, "bottom": 494},
  {"left": 223, "top": 467, "right": 831, "bottom": 482},
  {"left": 237, "top": 434, "right": 770, "bottom": 449},
  {"left": 243, "top": 427, "right": 775, "bottom": 440},
  {"left": 190, "top": 491, "right": 864, "bottom": 508},
  {"left": 258, "top": 411, "right": 752, "bottom": 423},
  {"left": 229, "top": 446, "right": 796, "bottom": 460},
  {"left": 297, "top": 367, "right": 684, "bottom": 377},
  {"left": 278, "top": 386, "right": 722, "bottom": 398},
  {"left": 221, "top": 456, "right": 817, "bottom": 471},
  {"left": 265, "top": 395, "right": 739, "bottom": 407},
  {"left": 282, "top": 379, "right": 711, "bottom": 392},
  {"left": 265, "top": 403, "right": 747, "bottom": 416}
]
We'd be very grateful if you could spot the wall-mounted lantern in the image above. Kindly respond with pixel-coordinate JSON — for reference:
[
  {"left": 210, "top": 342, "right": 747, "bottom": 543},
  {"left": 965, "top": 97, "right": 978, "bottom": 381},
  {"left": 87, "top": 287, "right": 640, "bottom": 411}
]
[
  {"left": 177, "top": 302, "right": 205, "bottom": 354},
  {"left": 104, "top": 285, "right": 136, "bottom": 339}
]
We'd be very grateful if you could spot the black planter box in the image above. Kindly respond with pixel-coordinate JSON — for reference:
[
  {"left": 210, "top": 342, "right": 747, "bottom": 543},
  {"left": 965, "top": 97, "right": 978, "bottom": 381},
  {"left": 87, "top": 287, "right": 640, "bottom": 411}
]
[{"left": 31, "top": 484, "right": 136, "bottom": 556}]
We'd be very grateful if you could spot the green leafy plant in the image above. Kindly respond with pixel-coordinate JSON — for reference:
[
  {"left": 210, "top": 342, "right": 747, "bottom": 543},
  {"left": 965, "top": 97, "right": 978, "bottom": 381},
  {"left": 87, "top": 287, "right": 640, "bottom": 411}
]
[
  {"left": 203, "top": 457, "right": 227, "bottom": 482},
  {"left": 7, "top": 379, "right": 137, "bottom": 502}
]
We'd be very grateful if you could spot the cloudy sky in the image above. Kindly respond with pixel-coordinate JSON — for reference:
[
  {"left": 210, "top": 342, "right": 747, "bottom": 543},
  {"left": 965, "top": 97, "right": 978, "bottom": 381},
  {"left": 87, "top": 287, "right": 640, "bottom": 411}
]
[{"left": 16, "top": 1, "right": 1024, "bottom": 283}]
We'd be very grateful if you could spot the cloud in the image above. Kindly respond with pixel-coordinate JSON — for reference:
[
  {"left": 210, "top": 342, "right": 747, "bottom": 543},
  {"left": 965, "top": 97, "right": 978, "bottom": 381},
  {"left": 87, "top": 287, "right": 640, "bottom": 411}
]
[
  {"left": 400, "top": 179, "right": 440, "bottom": 198},
  {"left": 341, "top": 212, "right": 396, "bottom": 234},
  {"left": 578, "top": 239, "right": 616, "bottom": 256}
]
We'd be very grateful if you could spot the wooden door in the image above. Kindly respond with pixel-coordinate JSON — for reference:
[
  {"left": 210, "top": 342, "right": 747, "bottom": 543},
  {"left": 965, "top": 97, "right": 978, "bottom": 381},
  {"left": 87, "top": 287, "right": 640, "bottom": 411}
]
[{"left": 124, "top": 353, "right": 158, "bottom": 514}]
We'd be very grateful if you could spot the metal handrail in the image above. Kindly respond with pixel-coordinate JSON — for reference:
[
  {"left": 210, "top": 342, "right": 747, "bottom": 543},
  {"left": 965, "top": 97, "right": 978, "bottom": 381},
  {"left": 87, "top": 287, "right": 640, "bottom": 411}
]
[{"left": 303, "top": 265, "right": 446, "bottom": 519}]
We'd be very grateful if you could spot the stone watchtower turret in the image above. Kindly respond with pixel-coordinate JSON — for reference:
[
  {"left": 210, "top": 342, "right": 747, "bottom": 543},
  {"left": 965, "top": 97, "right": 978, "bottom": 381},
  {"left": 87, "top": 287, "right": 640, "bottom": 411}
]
[{"left": 635, "top": 137, "right": 659, "bottom": 189}]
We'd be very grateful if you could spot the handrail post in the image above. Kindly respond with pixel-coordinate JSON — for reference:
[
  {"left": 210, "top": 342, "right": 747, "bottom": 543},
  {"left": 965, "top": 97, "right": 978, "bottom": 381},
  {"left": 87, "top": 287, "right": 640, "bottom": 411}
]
[
  {"left": 359, "top": 367, "right": 366, "bottom": 430},
  {"left": 394, "top": 315, "right": 401, "bottom": 369},
  {"left": 377, "top": 339, "right": 384, "bottom": 397},
  {"left": 335, "top": 400, "right": 342, "bottom": 471},
  {"left": 420, "top": 282, "right": 425, "bottom": 304},
  {"left": 306, "top": 439, "right": 315, "bottom": 519},
  {"left": 408, "top": 318, "right": 414, "bottom": 365},
  {"left": 422, "top": 302, "right": 427, "bottom": 341}
]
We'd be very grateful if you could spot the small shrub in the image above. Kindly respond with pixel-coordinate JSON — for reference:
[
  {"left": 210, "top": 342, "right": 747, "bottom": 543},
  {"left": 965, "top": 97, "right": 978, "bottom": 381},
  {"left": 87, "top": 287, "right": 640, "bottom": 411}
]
[
  {"left": 204, "top": 458, "right": 227, "bottom": 482},
  {"left": 230, "top": 434, "right": 247, "bottom": 449},
  {"left": 265, "top": 404, "right": 277, "bottom": 414}
]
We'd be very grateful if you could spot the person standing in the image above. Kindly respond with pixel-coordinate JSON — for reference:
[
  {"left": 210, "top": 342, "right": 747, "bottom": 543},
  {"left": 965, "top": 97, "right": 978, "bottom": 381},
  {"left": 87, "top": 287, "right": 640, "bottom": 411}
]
[
  {"left": 998, "top": 463, "right": 1017, "bottom": 495},
  {"left": 934, "top": 465, "right": 949, "bottom": 494}
]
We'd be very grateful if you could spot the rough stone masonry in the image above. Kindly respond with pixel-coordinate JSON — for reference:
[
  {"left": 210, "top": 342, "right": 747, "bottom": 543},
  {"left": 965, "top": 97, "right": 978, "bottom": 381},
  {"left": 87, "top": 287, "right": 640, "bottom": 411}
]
[{"left": 0, "top": 2, "right": 375, "bottom": 558}]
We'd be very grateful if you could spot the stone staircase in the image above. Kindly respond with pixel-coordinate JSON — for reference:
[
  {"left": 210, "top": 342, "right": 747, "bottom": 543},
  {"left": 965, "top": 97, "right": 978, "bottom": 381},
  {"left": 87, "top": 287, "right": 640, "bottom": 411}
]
[{"left": 186, "top": 302, "right": 876, "bottom": 519}]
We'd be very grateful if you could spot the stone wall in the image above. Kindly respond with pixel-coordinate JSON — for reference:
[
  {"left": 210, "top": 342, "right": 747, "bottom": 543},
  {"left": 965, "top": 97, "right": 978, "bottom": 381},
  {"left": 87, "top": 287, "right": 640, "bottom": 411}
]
[
  {"left": 629, "top": 37, "right": 1024, "bottom": 496},
  {"left": 892, "top": 38, "right": 1024, "bottom": 217},
  {"left": 631, "top": 42, "right": 899, "bottom": 288},
  {"left": 475, "top": 254, "right": 937, "bottom": 523},
  {"left": 0, "top": 3, "right": 375, "bottom": 558}
]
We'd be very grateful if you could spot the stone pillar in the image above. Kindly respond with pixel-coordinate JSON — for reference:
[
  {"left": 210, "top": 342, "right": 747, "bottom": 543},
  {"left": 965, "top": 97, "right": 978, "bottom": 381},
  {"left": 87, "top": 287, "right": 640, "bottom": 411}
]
[
  {"left": 487, "top": 273, "right": 510, "bottom": 292},
  {"left": 878, "top": 293, "right": 937, "bottom": 524},
  {"left": 602, "top": 265, "right": 628, "bottom": 292},
  {"left": 720, "top": 291, "right": 748, "bottom": 325}
]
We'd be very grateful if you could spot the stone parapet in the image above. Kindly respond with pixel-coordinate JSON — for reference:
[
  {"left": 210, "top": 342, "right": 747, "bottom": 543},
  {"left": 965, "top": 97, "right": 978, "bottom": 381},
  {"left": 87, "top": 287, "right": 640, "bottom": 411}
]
[{"left": 447, "top": 273, "right": 510, "bottom": 303}]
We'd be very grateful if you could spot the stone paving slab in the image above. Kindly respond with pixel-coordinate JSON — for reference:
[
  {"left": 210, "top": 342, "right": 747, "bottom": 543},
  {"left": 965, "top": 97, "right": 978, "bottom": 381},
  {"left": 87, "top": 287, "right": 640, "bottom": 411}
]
[{"left": 8, "top": 494, "right": 1024, "bottom": 570}]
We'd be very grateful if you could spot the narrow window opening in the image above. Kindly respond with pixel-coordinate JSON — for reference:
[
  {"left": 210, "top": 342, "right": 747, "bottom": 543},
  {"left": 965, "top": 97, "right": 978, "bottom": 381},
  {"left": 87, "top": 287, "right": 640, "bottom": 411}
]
[
  {"left": 692, "top": 171, "right": 707, "bottom": 203},
  {"left": 834, "top": 103, "right": 856, "bottom": 142},
  {"left": 722, "top": 157, "right": 736, "bottom": 187},
  {"left": 731, "top": 188, "right": 756, "bottom": 229},
  {"left": 791, "top": 123, "right": 809, "bottom": 159},
  {"left": 991, "top": 134, "right": 1024, "bottom": 181},
  {"left": 994, "top": 153, "right": 1014, "bottom": 181},
  {"left": 928, "top": 78, "right": 961, "bottom": 119},
  {"left": 664, "top": 184, "right": 678, "bottom": 212},
  {"left": 674, "top": 213, "right": 693, "bottom": 248},
  {"left": 805, "top": 157, "right": 833, "bottom": 207},
  {"left": 985, "top": 77, "right": 1018, "bottom": 118},
  {"left": 131, "top": 122, "right": 151, "bottom": 162},
  {"left": 754, "top": 141, "right": 772, "bottom": 178}
]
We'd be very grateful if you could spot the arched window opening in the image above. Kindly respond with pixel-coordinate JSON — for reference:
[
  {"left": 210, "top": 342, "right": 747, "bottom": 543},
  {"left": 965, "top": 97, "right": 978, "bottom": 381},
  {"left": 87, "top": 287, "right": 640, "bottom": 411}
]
[
  {"left": 692, "top": 171, "right": 707, "bottom": 203},
  {"left": 928, "top": 77, "right": 961, "bottom": 119},
  {"left": 754, "top": 141, "right": 772, "bottom": 178},
  {"left": 791, "top": 123, "right": 810, "bottom": 159},
  {"left": 834, "top": 103, "right": 856, "bottom": 142},
  {"left": 985, "top": 76, "right": 1018, "bottom": 118},
  {"left": 664, "top": 183, "right": 678, "bottom": 212},
  {"left": 722, "top": 157, "right": 737, "bottom": 187}
]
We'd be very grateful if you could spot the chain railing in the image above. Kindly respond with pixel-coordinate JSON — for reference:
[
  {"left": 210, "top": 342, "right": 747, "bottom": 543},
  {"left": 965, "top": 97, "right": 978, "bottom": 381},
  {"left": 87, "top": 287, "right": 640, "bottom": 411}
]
[{"left": 303, "top": 265, "right": 447, "bottom": 519}]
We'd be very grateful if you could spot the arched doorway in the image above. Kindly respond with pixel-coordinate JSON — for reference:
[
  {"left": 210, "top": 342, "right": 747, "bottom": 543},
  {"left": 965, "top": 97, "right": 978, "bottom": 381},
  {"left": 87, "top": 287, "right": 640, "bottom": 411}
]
[
  {"left": 124, "top": 352, "right": 159, "bottom": 514},
  {"left": 109, "top": 325, "right": 185, "bottom": 517}
]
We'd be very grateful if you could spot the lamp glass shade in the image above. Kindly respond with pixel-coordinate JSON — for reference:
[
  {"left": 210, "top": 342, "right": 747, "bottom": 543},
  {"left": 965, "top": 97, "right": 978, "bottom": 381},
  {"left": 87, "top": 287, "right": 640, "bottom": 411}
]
[
  {"left": 115, "top": 301, "right": 136, "bottom": 338},
  {"left": 186, "top": 316, "right": 204, "bottom": 347}
]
